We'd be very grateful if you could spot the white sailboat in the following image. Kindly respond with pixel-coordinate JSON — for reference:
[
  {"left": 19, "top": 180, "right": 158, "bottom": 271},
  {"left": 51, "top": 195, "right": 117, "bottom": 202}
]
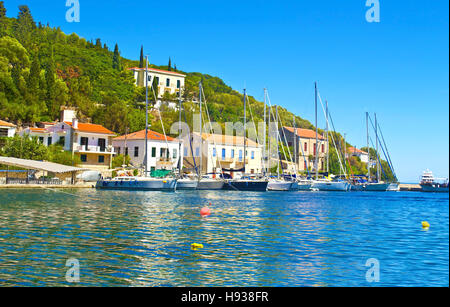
[
  {"left": 96, "top": 56, "right": 177, "bottom": 191},
  {"left": 310, "top": 83, "right": 350, "bottom": 192}
]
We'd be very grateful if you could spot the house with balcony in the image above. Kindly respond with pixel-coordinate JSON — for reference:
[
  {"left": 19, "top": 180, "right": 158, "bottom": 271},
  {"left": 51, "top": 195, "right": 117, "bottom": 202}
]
[
  {"left": 282, "top": 127, "right": 328, "bottom": 173},
  {"left": 128, "top": 67, "right": 186, "bottom": 99},
  {"left": 184, "top": 133, "right": 262, "bottom": 177},
  {"left": 112, "top": 129, "right": 182, "bottom": 172}
]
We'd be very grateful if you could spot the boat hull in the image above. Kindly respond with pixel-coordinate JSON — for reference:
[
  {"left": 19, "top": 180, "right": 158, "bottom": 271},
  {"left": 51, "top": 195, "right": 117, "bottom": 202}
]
[
  {"left": 387, "top": 183, "right": 400, "bottom": 191},
  {"left": 96, "top": 178, "right": 177, "bottom": 191},
  {"left": 224, "top": 180, "right": 269, "bottom": 191},
  {"left": 176, "top": 179, "right": 199, "bottom": 190},
  {"left": 197, "top": 180, "right": 225, "bottom": 190},
  {"left": 297, "top": 182, "right": 312, "bottom": 191},
  {"left": 420, "top": 184, "right": 449, "bottom": 193},
  {"left": 312, "top": 181, "right": 350, "bottom": 191},
  {"left": 267, "top": 181, "right": 295, "bottom": 191}
]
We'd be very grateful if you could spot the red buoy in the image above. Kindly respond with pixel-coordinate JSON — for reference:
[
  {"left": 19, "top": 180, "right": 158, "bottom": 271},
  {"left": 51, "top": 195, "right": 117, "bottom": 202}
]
[{"left": 200, "top": 207, "right": 211, "bottom": 216}]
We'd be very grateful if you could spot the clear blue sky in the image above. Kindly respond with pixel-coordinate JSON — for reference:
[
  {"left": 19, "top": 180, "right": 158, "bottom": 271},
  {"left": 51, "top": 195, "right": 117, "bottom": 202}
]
[{"left": 4, "top": 0, "right": 449, "bottom": 182}]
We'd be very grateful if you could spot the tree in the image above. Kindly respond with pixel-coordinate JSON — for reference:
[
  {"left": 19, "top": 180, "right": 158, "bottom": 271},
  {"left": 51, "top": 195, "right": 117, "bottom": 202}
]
[
  {"left": 168, "top": 57, "right": 172, "bottom": 71},
  {"left": 0, "top": 1, "right": 6, "bottom": 36},
  {"left": 95, "top": 38, "right": 102, "bottom": 48},
  {"left": 1, "top": 135, "right": 49, "bottom": 160},
  {"left": 12, "top": 5, "right": 36, "bottom": 48},
  {"left": 112, "top": 43, "right": 121, "bottom": 70},
  {"left": 139, "top": 45, "right": 144, "bottom": 68},
  {"left": 45, "top": 48, "right": 57, "bottom": 118}
]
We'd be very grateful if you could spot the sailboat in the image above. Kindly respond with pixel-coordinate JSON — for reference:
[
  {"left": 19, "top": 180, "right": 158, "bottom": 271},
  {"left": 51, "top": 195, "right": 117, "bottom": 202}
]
[
  {"left": 310, "top": 83, "right": 350, "bottom": 192},
  {"left": 175, "top": 87, "right": 198, "bottom": 190},
  {"left": 195, "top": 81, "right": 225, "bottom": 190},
  {"left": 224, "top": 89, "right": 269, "bottom": 192},
  {"left": 267, "top": 101, "right": 296, "bottom": 191},
  {"left": 96, "top": 56, "right": 177, "bottom": 191},
  {"left": 351, "top": 113, "right": 390, "bottom": 191}
]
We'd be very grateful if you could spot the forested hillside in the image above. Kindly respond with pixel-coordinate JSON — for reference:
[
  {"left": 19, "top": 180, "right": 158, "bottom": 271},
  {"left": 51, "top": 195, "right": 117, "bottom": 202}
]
[{"left": 0, "top": 2, "right": 395, "bottom": 180}]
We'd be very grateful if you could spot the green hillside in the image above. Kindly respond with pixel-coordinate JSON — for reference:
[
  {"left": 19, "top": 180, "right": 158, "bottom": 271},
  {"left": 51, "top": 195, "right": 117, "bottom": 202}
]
[{"left": 0, "top": 2, "right": 395, "bottom": 180}]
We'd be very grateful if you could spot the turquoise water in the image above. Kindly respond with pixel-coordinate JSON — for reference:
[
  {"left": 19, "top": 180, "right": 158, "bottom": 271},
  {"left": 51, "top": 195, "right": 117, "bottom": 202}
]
[{"left": 0, "top": 189, "right": 448, "bottom": 287}]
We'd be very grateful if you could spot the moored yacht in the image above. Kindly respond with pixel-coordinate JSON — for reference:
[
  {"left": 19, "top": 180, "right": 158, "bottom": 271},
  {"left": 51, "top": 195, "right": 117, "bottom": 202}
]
[
  {"left": 312, "top": 179, "right": 351, "bottom": 191},
  {"left": 96, "top": 176, "right": 177, "bottom": 191},
  {"left": 420, "top": 170, "right": 449, "bottom": 193}
]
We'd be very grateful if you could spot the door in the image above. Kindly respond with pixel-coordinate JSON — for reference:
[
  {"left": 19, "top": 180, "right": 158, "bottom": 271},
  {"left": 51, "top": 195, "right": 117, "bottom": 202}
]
[
  {"left": 80, "top": 137, "right": 88, "bottom": 151},
  {"left": 98, "top": 138, "right": 106, "bottom": 152}
]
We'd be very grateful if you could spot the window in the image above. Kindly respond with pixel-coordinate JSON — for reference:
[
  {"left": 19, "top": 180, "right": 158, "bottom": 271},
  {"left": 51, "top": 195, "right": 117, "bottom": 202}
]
[
  {"left": 125, "top": 147, "right": 129, "bottom": 156},
  {"left": 80, "top": 137, "right": 88, "bottom": 150},
  {"left": 173, "top": 148, "right": 177, "bottom": 159},
  {"left": 0, "top": 128, "right": 8, "bottom": 137},
  {"left": 195, "top": 147, "right": 200, "bottom": 157},
  {"left": 166, "top": 78, "right": 170, "bottom": 87},
  {"left": 321, "top": 161, "right": 324, "bottom": 170},
  {"left": 213, "top": 148, "right": 216, "bottom": 157},
  {"left": 231, "top": 149, "right": 235, "bottom": 158},
  {"left": 47, "top": 137, "right": 52, "bottom": 146},
  {"left": 116, "top": 147, "right": 121, "bottom": 155},
  {"left": 184, "top": 148, "right": 188, "bottom": 156},
  {"left": 177, "top": 80, "right": 181, "bottom": 89},
  {"left": 151, "top": 166, "right": 156, "bottom": 172},
  {"left": 239, "top": 150, "right": 243, "bottom": 162},
  {"left": 222, "top": 148, "right": 226, "bottom": 159},
  {"left": 251, "top": 151, "right": 255, "bottom": 160},
  {"left": 313, "top": 143, "right": 317, "bottom": 155},
  {"left": 152, "top": 147, "right": 156, "bottom": 157},
  {"left": 80, "top": 154, "right": 87, "bottom": 162},
  {"left": 304, "top": 142, "right": 307, "bottom": 152},
  {"left": 134, "top": 146, "right": 139, "bottom": 157},
  {"left": 98, "top": 155, "right": 105, "bottom": 163},
  {"left": 322, "top": 144, "right": 325, "bottom": 153},
  {"left": 39, "top": 137, "right": 44, "bottom": 143},
  {"left": 98, "top": 138, "right": 106, "bottom": 152},
  {"left": 58, "top": 136, "right": 65, "bottom": 146}
]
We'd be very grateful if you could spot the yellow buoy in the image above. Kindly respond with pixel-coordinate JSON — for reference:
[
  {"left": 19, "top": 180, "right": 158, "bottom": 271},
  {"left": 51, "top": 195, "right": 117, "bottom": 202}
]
[
  {"left": 422, "top": 221, "right": 430, "bottom": 228},
  {"left": 191, "top": 243, "right": 204, "bottom": 250}
]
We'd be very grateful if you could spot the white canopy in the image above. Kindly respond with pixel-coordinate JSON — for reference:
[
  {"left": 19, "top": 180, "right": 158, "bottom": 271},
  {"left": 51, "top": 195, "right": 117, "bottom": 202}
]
[{"left": 0, "top": 156, "right": 87, "bottom": 174}]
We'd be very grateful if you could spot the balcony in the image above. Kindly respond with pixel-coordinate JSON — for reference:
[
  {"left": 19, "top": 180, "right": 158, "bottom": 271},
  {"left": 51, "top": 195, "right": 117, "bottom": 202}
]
[{"left": 75, "top": 145, "right": 115, "bottom": 154}]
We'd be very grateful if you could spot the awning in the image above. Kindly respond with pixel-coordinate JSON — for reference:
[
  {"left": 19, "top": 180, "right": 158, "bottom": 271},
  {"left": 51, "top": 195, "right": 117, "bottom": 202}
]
[{"left": 0, "top": 156, "right": 88, "bottom": 174}]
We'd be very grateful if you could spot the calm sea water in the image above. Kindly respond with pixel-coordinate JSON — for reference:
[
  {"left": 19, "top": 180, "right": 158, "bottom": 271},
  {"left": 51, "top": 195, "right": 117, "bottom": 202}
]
[{"left": 0, "top": 188, "right": 448, "bottom": 287}]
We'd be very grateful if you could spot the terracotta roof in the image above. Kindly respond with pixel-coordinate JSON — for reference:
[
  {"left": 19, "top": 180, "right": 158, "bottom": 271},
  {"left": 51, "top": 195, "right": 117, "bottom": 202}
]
[
  {"left": 28, "top": 127, "right": 48, "bottom": 133},
  {"left": 114, "top": 129, "right": 177, "bottom": 142},
  {"left": 64, "top": 122, "right": 115, "bottom": 135},
  {"left": 283, "top": 127, "right": 325, "bottom": 140},
  {"left": 127, "top": 67, "right": 186, "bottom": 77},
  {"left": 348, "top": 146, "right": 367, "bottom": 154},
  {"left": 0, "top": 120, "right": 16, "bottom": 127},
  {"left": 195, "top": 133, "right": 260, "bottom": 148}
]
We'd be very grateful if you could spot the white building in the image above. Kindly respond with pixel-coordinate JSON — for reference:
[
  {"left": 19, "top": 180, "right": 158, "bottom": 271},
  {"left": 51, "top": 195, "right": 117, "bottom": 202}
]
[
  {"left": 112, "top": 129, "right": 182, "bottom": 172},
  {"left": 184, "top": 133, "right": 263, "bottom": 178},
  {"left": 0, "top": 120, "right": 16, "bottom": 138},
  {"left": 347, "top": 146, "right": 369, "bottom": 164},
  {"left": 20, "top": 118, "right": 116, "bottom": 170},
  {"left": 128, "top": 67, "right": 186, "bottom": 99}
]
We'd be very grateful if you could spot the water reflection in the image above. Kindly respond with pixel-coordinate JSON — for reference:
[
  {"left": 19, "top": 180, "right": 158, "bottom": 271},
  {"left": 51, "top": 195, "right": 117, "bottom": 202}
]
[{"left": 0, "top": 189, "right": 448, "bottom": 286}]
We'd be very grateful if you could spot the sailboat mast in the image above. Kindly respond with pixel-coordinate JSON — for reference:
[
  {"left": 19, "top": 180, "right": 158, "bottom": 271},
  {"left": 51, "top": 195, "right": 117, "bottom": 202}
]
[
  {"left": 315, "top": 82, "right": 319, "bottom": 180},
  {"left": 263, "top": 88, "right": 267, "bottom": 175},
  {"left": 178, "top": 90, "right": 182, "bottom": 175},
  {"left": 375, "top": 113, "right": 380, "bottom": 182},
  {"left": 276, "top": 105, "right": 280, "bottom": 179},
  {"left": 199, "top": 81, "right": 203, "bottom": 177},
  {"left": 243, "top": 89, "right": 247, "bottom": 175},
  {"left": 366, "top": 112, "right": 370, "bottom": 180},
  {"left": 144, "top": 55, "right": 149, "bottom": 177},
  {"left": 326, "top": 100, "right": 329, "bottom": 174},
  {"left": 293, "top": 115, "right": 297, "bottom": 176}
]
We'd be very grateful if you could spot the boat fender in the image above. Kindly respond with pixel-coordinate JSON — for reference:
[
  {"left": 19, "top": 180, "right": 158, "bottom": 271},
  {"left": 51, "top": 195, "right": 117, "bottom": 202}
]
[
  {"left": 200, "top": 207, "right": 211, "bottom": 216},
  {"left": 422, "top": 221, "right": 430, "bottom": 228},
  {"left": 191, "top": 243, "right": 204, "bottom": 250}
]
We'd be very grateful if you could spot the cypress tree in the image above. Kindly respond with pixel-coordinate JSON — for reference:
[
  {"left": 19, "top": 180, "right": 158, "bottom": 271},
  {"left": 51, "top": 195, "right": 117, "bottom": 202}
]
[
  {"left": 45, "top": 48, "right": 57, "bottom": 118},
  {"left": 0, "top": 1, "right": 6, "bottom": 36},
  {"left": 174, "top": 64, "right": 177, "bottom": 72},
  {"left": 112, "top": 43, "right": 121, "bottom": 70},
  {"left": 13, "top": 5, "right": 36, "bottom": 47},
  {"left": 95, "top": 38, "right": 102, "bottom": 48},
  {"left": 139, "top": 45, "right": 144, "bottom": 68},
  {"left": 168, "top": 57, "right": 172, "bottom": 71}
]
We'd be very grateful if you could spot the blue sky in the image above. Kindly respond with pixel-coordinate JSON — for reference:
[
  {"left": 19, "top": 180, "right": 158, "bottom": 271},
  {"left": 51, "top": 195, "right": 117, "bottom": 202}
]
[{"left": 4, "top": 0, "right": 449, "bottom": 182}]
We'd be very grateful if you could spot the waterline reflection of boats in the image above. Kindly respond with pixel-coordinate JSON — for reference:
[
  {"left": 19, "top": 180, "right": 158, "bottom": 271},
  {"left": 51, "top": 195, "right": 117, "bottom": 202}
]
[
  {"left": 176, "top": 177, "right": 199, "bottom": 190},
  {"left": 312, "top": 180, "right": 350, "bottom": 191},
  {"left": 96, "top": 177, "right": 177, "bottom": 191},
  {"left": 267, "top": 179, "right": 296, "bottom": 191},
  {"left": 224, "top": 178, "right": 269, "bottom": 192}
]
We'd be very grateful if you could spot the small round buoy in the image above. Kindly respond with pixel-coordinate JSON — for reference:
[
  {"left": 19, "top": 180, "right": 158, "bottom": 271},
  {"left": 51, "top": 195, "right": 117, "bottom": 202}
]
[
  {"left": 422, "top": 221, "right": 430, "bottom": 228},
  {"left": 200, "top": 207, "right": 211, "bottom": 216}
]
